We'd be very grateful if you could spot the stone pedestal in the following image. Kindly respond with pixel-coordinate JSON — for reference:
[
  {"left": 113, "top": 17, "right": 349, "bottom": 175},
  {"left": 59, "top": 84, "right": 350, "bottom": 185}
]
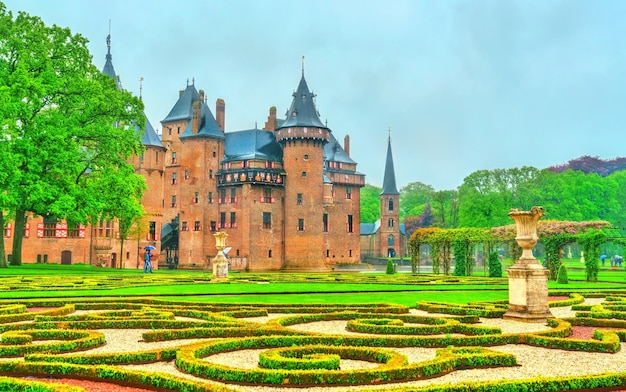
[
  {"left": 505, "top": 263, "right": 552, "bottom": 322},
  {"left": 504, "top": 206, "right": 553, "bottom": 323},
  {"left": 211, "top": 232, "right": 229, "bottom": 282}
]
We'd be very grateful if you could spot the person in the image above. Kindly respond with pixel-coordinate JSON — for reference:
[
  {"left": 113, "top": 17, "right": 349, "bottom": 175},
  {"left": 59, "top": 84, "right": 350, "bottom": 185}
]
[
  {"left": 143, "top": 250, "right": 153, "bottom": 273},
  {"left": 600, "top": 254, "right": 607, "bottom": 266}
]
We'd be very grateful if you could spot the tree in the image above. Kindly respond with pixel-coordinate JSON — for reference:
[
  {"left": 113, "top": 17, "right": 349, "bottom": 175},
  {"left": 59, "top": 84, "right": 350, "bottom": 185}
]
[
  {"left": 457, "top": 167, "right": 539, "bottom": 228},
  {"left": 360, "top": 184, "right": 381, "bottom": 223},
  {"left": 399, "top": 182, "right": 434, "bottom": 220},
  {"left": 0, "top": 6, "right": 145, "bottom": 265},
  {"left": 95, "top": 164, "right": 146, "bottom": 268},
  {"left": 432, "top": 190, "right": 458, "bottom": 228}
]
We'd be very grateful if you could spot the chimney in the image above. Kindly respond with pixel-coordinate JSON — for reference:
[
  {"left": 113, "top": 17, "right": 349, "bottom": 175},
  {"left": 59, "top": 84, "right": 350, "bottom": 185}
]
[
  {"left": 199, "top": 89, "right": 205, "bottom": 103},
  {"left": 263, "top": 106, "right": 277, "bottom": 131},
  {"left": 344, "top": 135, "right": 350, "bottom": 156},
  {"left": 192, "top": 100, "right": 201, "bottom": 134},
  {"left": 179, "top": 89, "right": 185, "bottom": 98},
  {"left": 216, "top": 98, "right": 225, "bottom": 131}
]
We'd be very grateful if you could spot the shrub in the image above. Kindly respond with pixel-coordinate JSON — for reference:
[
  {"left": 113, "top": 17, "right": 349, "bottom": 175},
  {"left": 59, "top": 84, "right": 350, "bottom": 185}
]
[
  {"left": 386, "top": 259, "right": 396, "bottom": 274},
  {"left": 488, "top": 252, "right": 502, "bottom": 277},
  {"left": 557, "top": 264, "right": 569, "bottom": 284}
]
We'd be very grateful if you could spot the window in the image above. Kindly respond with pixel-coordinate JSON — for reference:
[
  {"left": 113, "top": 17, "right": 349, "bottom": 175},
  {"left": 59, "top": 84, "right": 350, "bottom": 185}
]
[
  {"left": 388, "top": 218, "right": 394, "bottom": 228},
  {"left": 68, "top": 225, "right": 80, "bottom": 238},
  {"left": 349, "top": 249, "right": 353, "bottom": 257},
  {"left": 243, "top": 160, "right": 248, "bottom": 168},
  {"left": 220, "top": 212, "right": 226, "bottom": 228},
  {"left": 184, "top": 169, "right": 189, "bottom": 180},
  {"left": 230, "top": 188, "right": 236, "bottom": 203},
  {"left": 297, "top": 193, "right": 303, "bottom": 205},
  {"left": 213, "top": 151, "right": 216, "bottom": 158},
  {"left": 172, "top": 172, "right": 177, "bottom": 185},
  {"left": 177, "top": 126, "right": 180, "bottom": 134},
  {"left": 268, "top": 249, "right": 272, "bottom": 258},
  {"left": 171, "top": 152, "right": 177, "bottom": 164},
  {"left": 208, "top": 192, "right": 213, "bottom": 204},
  {"left": 43, "top": 217, "right": 57, "bottom": 238},
  {"left": 263, "top": 212, "right": 271, "bottom": 229},
  {"left": 304, "top": 154, "right": 309, "bottom": 160},
  {"left": 347, "top": 215, "right": 354, "bottom": 233},
  {"left": 326, "top": 249, "right": 330, "bottom": 257},
  {"left": 388, "top": 234, "right": 395, "bottom": 246},
  {"left": 262, "top": 188, "right": 273, "bottom": 203},
  {"left": 155, "top": 151, "right": 159, "bottom": 164},
  {"left": 194, "top": 192, "right": 199, "bottom": 203},
  {"left": 388, "top": 198, "right": 394, "bottom": 211},
  {"left": 181, "top": 221, "right": 188, "bottom": 231},
  {"left": 298, "top": 219, "right": 305, "bottom": 232},
  {"left": 149, "top": 221, "right": 156, "bottom": 241},
  {"left": 346, "top": 186, "right": 352, "bottom": 200},
  {"left": 323, "top": 213, "right": 329, "bottom": 232},
  {"left": 194, "top": 221, "right": 201, "bottom": 231},
  {"left": 230, "top": 212, "right": 237, "bottom": 228},
  {"left": 301, "top": 171, "right": 306, "bottom": 178},
  {"left": 171, "top": 195, "right": 177, "bottom": 208},
  {"left": 219, "top": 189, "right": 226, "bottom": 204},
  {"left": 168, "top": 127, "right": 172, "bottom": 136},
  {"left": 139, "top": 153, "right": 144, "bottom": 162},
  {"left": 210, "top": 221, "right": 216, "bottom": 231},
  {"left": 209, "top": 169, "right": 213, "bottom": 179}
]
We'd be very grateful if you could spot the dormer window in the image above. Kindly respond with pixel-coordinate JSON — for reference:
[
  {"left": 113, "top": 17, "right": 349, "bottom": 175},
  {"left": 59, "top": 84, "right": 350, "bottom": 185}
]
[{"left": 292, "top": 111, "right": 297, "bottom": 117}]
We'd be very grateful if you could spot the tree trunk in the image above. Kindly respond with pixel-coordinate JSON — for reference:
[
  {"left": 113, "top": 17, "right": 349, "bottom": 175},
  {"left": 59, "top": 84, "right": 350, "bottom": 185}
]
[
  {"left": 10, "top": 210, "right": 26, "bottom": 266},
  {"left": 119, "top": 238, "right": 125, "bottom": 269},
  {"left": 0, "top": 213, "right": 7, "bottom": 268}
]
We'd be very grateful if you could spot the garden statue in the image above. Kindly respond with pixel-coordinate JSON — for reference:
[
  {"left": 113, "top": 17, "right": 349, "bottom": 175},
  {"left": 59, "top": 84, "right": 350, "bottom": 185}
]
[
  {"left": 211, "top": 231, "right": 229, "bottom": 281},
  {"left": 504, "top": 206, "right": 553, "bottom": 322}
]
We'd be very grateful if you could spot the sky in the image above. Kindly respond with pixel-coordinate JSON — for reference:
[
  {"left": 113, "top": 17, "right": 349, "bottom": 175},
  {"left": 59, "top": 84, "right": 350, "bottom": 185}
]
[{"left": 4, "top": 0, "right": 626, "bottom": 191}]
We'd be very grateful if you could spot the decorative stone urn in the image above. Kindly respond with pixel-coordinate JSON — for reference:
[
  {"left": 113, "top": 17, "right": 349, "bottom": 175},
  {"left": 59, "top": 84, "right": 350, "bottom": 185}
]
[
  {"left": 211, "top": 231, "right": 229, "bottom": 281},
  {"left": 504, "top": 206, "right": 553, "bottom": 322}
]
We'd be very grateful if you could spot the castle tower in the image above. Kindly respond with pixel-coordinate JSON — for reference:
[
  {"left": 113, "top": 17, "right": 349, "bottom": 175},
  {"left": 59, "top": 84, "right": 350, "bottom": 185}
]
[
  {"left": 379, "top": 134, "right": 400, "bottom": 258},
  {"left": 275, "top": 70, "right": 330, "bottom": 270}
]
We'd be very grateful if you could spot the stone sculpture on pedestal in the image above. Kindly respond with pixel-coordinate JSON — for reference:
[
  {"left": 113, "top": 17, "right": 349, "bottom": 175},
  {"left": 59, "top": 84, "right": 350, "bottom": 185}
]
[{"left": 504, "top": 206, "right": 553, "bottom": 322}]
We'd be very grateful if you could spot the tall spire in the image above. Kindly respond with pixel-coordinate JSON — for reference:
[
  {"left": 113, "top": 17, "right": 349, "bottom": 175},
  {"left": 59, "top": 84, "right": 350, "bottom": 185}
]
[
  {"left": 381, "top": 129, "right": 399, "bottom": 195},
  {"left": 102, "top": 21, "right": 122, "bottom": 89}
]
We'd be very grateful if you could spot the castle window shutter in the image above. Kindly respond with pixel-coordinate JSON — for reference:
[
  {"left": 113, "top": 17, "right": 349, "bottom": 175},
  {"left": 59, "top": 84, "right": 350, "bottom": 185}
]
[{"left": 37, "top": 223, "right": 44, "bottom": 238}]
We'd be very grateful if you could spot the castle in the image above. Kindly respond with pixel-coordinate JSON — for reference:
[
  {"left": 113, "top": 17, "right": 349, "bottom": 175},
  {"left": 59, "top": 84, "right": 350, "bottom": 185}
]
[{"left": 3, "top": 34, "right": 383, "bottom": 271}]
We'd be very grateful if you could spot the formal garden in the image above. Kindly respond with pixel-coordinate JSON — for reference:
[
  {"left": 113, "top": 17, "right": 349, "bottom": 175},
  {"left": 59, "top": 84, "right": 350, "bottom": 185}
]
[{"left": 0, "top": 259, "right": 623, "bottom": 392}]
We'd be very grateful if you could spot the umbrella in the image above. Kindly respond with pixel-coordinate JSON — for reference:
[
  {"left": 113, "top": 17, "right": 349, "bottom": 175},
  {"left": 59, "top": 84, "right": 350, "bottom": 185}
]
[
  {"left": 223, "top": 247, "right": 232, "bottom": 255},
  {"left": 144, "top": 245, "right": 156, "bottom": 251}
]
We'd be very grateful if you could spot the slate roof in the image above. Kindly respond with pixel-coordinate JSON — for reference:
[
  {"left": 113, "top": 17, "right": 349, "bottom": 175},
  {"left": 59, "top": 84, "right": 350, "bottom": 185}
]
[
  {"left": 162, "top": 84, "right": 200, "bottom": 123},
  {"left": 381, "top": 137, "right": 399, "bottom": 195},
  {"left": 139, "top": 115, "right": 163, "bottom": 147},
  {"left": 324, "top": 133, "right": 356, "bottom": 164},
  {"left": 179, "top": 100, "right": 224, "bottom": 141},
  {"left": 360, "top": 220, "right": 406, "bottom": 236},
  {"left": 360, "top": 221, "right": 380, "bottom": 236},
  {"left": 223, "top": 128, "right": 282, "bottom": 162},
  {"left": 277, "top": 75, "right": 327, "bottom": 129},
  {"left": 102, "top": 34, "right": 122, "bottom": 90}
]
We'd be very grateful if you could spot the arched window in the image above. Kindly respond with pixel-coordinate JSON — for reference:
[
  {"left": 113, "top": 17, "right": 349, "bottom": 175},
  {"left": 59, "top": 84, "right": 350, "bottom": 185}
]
[
  {"left": 388, "top": 198, "right": 394, "bottom": 211},
  {"left": 387, "top": 234, "right": 395, "bottom": 246}
]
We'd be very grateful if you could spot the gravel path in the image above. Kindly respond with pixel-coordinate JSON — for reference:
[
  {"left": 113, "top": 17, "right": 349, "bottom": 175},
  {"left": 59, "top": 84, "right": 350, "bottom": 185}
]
[{"left": 13, "top": 297, "right": 622, "bottom": 392}]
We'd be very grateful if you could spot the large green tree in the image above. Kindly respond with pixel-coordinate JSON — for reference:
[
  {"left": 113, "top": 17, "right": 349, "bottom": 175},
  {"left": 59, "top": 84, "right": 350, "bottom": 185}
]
[
  {"left": 457, "top": 167, "right": 540, "bottom": 227},
  {"left": 399, "top": 181, "right": 434, "bottom": 220},
  {"left": 0, "top": 4, "right": 145, "bottom": 265},
  {"left": 360, "top": 184, "right": 381, "bottom": 223}
]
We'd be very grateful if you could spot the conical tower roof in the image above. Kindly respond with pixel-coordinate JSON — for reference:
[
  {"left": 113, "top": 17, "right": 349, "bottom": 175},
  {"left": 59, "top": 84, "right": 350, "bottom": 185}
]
[
  {"left": 278, "top": 74, "right": 326, "bottom": 129},
  {"left": 381, "top": 136, "right": 399, "bottom": 195},
  {"left": 102, "top": 33, "right": 122, "bottom": 90}
]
